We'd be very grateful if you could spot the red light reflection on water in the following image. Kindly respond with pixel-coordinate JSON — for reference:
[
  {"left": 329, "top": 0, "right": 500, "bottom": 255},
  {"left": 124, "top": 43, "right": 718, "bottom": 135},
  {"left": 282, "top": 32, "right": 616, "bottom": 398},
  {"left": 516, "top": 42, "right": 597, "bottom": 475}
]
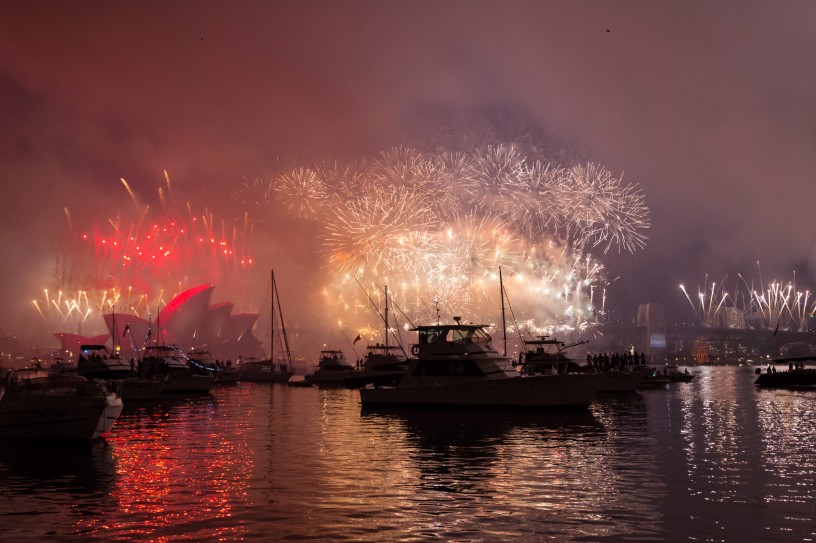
[{"left": 75, "top": 399, "right": 252, "bottom": 541}]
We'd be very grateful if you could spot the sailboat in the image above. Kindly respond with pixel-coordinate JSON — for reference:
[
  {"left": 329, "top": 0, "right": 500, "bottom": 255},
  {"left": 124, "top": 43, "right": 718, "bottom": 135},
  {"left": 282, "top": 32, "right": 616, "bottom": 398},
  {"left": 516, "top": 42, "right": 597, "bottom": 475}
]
[
  {"left": 239, "top": 270, "right": 295, "bottom": 383},
  {"left": 344, "top": 285, "right": 409, "bottom": 389}
]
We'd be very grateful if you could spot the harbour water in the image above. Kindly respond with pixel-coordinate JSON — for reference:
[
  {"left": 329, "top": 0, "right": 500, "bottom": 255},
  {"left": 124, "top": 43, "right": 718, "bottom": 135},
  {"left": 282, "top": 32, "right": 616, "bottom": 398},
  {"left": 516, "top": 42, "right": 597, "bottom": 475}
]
[{"left": 1, "top": 365, "right": 815, "bottom": 542}]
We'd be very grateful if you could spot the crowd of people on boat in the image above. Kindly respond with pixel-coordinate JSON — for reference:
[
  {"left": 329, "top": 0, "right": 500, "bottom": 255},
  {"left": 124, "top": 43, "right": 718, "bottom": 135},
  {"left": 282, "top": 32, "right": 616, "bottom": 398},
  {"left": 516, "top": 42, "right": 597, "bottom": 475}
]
[{"left": 586, "top": 351, "right": 647, "bottom": 371}]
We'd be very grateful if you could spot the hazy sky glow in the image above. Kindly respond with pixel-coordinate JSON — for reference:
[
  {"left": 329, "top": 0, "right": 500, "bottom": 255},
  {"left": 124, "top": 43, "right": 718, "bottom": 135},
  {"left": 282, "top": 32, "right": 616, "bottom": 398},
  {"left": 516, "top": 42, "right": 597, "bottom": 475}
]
[{"left": 2, "top": 1, "right": 815, "bottom": 355}]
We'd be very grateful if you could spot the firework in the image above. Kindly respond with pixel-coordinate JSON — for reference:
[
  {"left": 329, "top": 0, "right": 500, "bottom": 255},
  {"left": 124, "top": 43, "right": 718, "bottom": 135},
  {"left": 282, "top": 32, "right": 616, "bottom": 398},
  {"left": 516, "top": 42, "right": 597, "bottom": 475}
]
[
  {"left": 273, "top": 167, "right": 328, "bottom": 219},
  {"left": 36, "top": 173, "right": 254, "bottom": 335},
  {"left": 681, "top": 268, "right": 815, "bottom": 332},
  {"left": 550, "top": 163, "right": 649, "bottom": 254},
  {"left": 260, "top": 146, "right": 648, "bottom": 343},
  {"left": 322, "top": 184, "right": 440, "bottom": 279}
]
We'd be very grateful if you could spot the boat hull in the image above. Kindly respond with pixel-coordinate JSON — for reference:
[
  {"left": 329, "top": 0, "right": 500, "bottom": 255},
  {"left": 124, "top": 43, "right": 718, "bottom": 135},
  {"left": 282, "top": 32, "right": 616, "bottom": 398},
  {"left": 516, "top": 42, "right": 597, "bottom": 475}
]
[
  {"left": 305, "top": 370, "right": 355, "bottom": 385},
  {"left": 120, "top": 378, "right": 165, "bottom": 401},
  {"left": 98, "top": 393, "right": 123, "bottom": 434},
  {"left": 239, "top": 366, "right": 292, "bottom": 383},
  {"left": 597, "top": 370, "right": 649, "bottom": 392},
  {"left": 0, "top": 395, "right": 109, "bottom": 440},
  {"left": 161, "top": 374, "right": 215, "bottom": 394},
  {"left": 755, "top": 369, "right": 816, "bottom": 389},
  {"left": 359, "top": 374, "right": 599, "bottom": 409}
]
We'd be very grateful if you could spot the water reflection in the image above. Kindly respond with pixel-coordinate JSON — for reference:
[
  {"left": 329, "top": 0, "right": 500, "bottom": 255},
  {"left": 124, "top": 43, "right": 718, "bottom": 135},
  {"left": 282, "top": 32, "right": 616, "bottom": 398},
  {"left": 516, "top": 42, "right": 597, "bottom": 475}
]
[
  {"left": 0, "top": 439, "right": 117, "bottom": 541},
  {"left": 88, "top": 390, "right": 252, "bottom": 541},
  {"left": 4, "top": 371, "right": 816, "bottom": 541},
  {"left": 646, "top": 366, "right": 816, "bottom": 541}
]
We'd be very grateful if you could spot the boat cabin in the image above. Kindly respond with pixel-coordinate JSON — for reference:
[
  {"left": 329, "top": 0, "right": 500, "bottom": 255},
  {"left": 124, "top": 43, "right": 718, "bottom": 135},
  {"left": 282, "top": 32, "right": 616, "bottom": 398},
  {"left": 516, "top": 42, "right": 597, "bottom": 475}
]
[
  {"left": 317, "top": 349, "right": 352, "bottom": 370},
  {"left": 520, "top": 336, "right": 584, "bottom": 375},
  {"left": 411, "top": 319, "right": 496, "bottom": 358}
]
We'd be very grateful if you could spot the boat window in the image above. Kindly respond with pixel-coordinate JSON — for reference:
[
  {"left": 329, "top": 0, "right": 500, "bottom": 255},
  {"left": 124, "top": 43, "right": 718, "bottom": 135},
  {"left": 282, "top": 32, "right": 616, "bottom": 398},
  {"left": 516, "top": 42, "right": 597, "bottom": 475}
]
[
  {"left": 419, "top": 330, "right": 441, "bottom": 344},
  {"left": 447, "top": 328, "right": 472, "bottom": 344}
]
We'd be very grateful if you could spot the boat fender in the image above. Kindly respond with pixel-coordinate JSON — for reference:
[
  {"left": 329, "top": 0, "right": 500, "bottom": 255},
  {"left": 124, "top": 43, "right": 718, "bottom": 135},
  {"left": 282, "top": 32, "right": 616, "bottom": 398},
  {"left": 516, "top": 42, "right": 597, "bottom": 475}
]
[{"left": 411, "top": 345, "right": 420, "bottom": 356}]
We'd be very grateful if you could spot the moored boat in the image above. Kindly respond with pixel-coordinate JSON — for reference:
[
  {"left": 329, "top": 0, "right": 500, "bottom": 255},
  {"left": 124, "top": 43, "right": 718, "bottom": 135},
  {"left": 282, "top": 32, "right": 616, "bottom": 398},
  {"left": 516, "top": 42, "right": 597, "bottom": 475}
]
[
  {"left": 359, "top": 318, "right": 600, "bottom": 409},
  {"left": 638, "top": 369, "right": 670, "bottom": 389},
  {"left": 238, "top": 358, "right": 293, "bottom": 383},
  {"left": 519, "top": 336, "right": 646, "bottom": 393},
  {"left": 666, "top": 365, "right": 695, "bottom": 383},
  {"left": 755, "top": 356, "right": 816, "bottom": 389},
  {"left": 344, "top": 343, "right": 408, "bottom": 389},
  {"left": 241, "top": 270, "right": 295, "bottom": 384},
  {"left": 77, "top": 344, "right": 165, "bottom": 401},
  {"left": 344, "top": 285, "right": 408, "bottom": 389},
  {"left": 305, "top": 350, "right": 355, "bottom": 385},
  {"left": 138, "top": 345, "right": 215, "bottom": 394},
  {"left": 187, "top": 349, "right": 241, "bottom": 385},
  {"left": 0, "top": 368, "right": 122, "bottom": 440}
]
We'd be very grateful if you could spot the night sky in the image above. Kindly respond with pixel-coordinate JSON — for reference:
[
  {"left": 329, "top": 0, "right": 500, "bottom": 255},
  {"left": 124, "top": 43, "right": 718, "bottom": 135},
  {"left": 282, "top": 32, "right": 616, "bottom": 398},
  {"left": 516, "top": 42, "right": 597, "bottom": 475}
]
[{"left": 2, "top": 2, "right": 815, "bottom": 349}]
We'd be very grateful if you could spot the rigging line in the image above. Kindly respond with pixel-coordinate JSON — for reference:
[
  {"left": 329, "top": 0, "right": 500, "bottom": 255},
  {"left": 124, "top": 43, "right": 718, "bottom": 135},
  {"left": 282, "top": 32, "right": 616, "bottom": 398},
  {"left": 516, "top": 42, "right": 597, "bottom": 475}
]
[
  {"left": 339, "top": 328, "right": 359, "bottom": 360},
  {"left": 353, "top": 277, "right": 407, "bottom": 353},
  {"left": 373, "top": 284, "right": 416, "bottom": 330},
  {"left": 501, "top": 278, "right": 525, "bottom": 349},
  {"left": 353, "top": 276, "right": 387, "bottom": 326}
]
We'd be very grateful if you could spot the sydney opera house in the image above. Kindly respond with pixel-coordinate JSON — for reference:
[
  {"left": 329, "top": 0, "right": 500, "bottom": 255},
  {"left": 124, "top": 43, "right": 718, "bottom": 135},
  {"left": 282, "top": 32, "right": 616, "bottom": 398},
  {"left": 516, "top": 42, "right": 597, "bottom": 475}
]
[{"left": 53, "top": 285, "right": 265, "bottom": 363}]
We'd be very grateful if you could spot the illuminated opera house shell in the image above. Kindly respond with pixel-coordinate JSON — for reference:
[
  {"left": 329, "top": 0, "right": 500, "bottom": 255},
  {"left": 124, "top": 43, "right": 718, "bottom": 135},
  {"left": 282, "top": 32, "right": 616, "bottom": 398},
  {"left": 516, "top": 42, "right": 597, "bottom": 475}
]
[{"left": 54, "top": 285, "right": 264, "bottom": 362}]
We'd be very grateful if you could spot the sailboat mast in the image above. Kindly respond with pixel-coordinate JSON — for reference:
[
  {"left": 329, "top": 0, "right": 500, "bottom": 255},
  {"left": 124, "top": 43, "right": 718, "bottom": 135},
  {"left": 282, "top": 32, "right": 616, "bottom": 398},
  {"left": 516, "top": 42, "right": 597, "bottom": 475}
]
[
  {"left": 270, "top": 270, "right": 275, "bottom": 362},
  {"left": 500, "top": 267, "right": 507, "bottom": 357},
  {"left": 384, "top": 284, "right": 389, "bottom": 348},
  {"left": 273, "top": 269, "right": 293, "bottom": 366},
  {"left": 111, "top": 305, "right": 117, "bottom": 354}
]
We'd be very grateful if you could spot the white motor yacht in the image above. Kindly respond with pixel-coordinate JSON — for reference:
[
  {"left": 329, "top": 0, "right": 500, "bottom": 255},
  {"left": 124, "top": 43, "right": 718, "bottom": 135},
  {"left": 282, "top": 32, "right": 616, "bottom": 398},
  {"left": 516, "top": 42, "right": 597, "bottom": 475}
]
[
  {"left": 0, "top": 369, "right": 122, "bottom": 440},
  {"left": 359, "top": 319, "right": 601, "bottom": 409}
]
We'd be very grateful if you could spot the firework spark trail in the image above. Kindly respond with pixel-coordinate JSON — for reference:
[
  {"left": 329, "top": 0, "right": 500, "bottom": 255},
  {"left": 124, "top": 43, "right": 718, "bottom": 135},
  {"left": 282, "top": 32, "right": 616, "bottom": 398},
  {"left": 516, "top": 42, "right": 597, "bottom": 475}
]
[
  {"left": 460, "top": 145, "right": 528, "bottom": 215},
  {"left": 323, "top": 185, "right": 441, "bottom": 278},
  {"left": 682, "top": 271, "right": 815, "bottom": 332},
  {"left": 551, "top": 163, "right": 650, "bottom": 254}
]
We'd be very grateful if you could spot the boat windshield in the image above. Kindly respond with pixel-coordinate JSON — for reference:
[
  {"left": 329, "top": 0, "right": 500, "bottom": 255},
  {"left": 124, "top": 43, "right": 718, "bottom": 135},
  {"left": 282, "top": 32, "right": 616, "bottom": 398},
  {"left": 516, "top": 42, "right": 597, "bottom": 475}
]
[{"left": 418, "top": 326, "right": 492, "bottom": 345}]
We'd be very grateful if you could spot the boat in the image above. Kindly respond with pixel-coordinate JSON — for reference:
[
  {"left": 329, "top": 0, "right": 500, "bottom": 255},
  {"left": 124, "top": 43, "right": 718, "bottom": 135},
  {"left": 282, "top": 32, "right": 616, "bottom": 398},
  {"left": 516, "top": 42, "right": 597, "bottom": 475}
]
[
  {"left": 305, "top": 349, "right": 356, "bottom": 385},
  {"left": 344, "top": 343, "right": 408, "bottom": 388},
  {"left": 359, "top": 318, "right": 601, "bottom": 409},
  {"left": 187, "top": 349, "right": 240, "bottom": 385},
  {"left": 77, "top": 344, "right": 165, "bottom": 401},
  {"left": 239, "top": 270, "right": 294, "bottom": 384},
  {"left": 344, "top": 285, "right": 409, "bottom": 389},
  {"left": 239, "top": 358, "right": 292, "bottom": 383},
  {"left": 138, "top": 345, "right": 215, "bottom": 394},
  {"left": 637, "top": 368, "right": 670, "bottom": 389},
  {"left": 665, "top": 364, "right": 695, "bottom": 383},
  {"left": 755, "top": 356, "right": 816, "bottom": 389},
  {"left": 518, "top": 336, "right": 646, "bottom": 393},
  {"left": 0, "top": 368, "right": 122, "bottom": 440}
]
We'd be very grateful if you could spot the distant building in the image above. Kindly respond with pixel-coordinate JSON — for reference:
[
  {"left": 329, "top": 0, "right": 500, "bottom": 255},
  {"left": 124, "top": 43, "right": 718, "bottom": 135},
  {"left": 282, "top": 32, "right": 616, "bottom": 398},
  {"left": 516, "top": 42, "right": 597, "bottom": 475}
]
[
  {"left": 53, "top": 284, "right": 265, "bottom": 363},
  {"left": 637, "top": 302, "right": 667, "bottom": 359}
]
